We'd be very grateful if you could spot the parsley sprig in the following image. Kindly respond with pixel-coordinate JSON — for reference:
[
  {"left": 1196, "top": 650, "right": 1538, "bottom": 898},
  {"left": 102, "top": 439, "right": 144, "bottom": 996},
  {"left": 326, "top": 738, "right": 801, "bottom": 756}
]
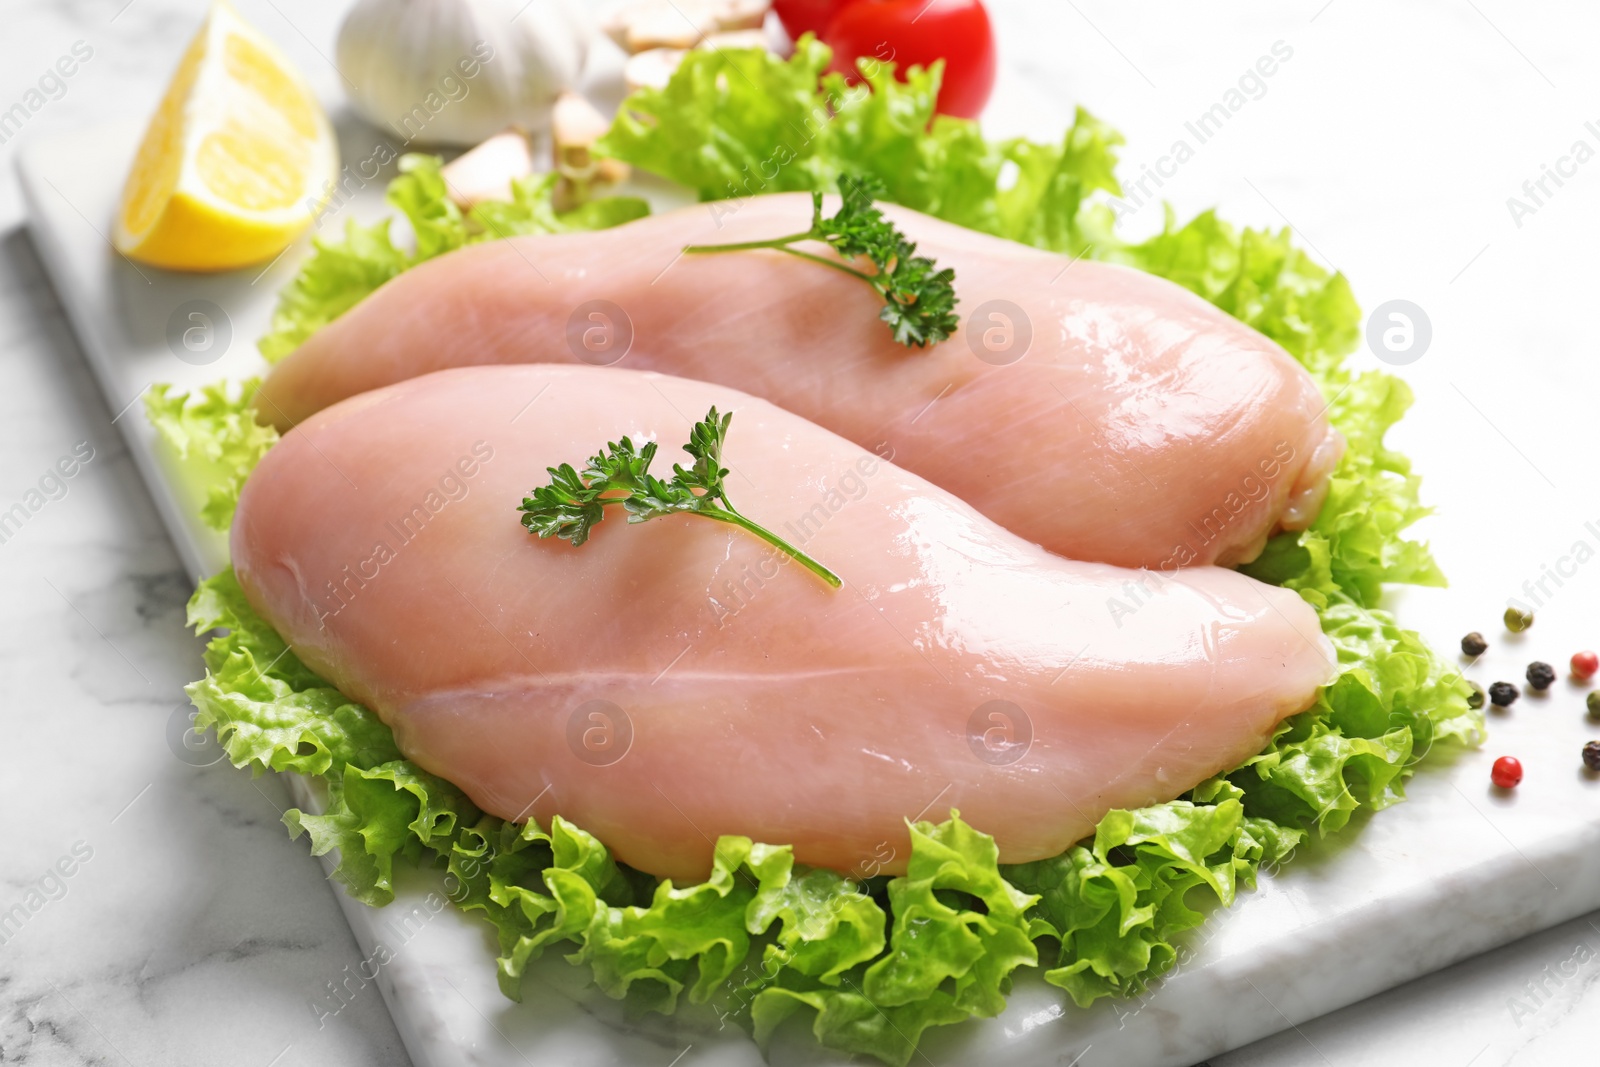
[
  {"left": 683, "top": 176, "right": 959, "bottom": 347},
  {"left": 518, "top": 407, "right": 842, "bottom": 588}
]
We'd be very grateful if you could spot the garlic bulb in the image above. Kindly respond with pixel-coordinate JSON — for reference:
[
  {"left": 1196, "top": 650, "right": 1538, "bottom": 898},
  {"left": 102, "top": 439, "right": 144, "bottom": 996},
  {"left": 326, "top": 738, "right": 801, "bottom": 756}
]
[{"left": 337, "top": 0, "right": 592, "bottom": 147}]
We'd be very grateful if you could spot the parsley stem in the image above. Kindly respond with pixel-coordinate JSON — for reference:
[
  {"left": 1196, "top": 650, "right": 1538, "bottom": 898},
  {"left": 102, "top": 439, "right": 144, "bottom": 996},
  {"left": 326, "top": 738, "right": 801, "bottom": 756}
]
[
  {"left": 684, "top": 237, "right": 878, "bottom": 286},
  {"left": 520, "top": 408, "right": 843, "bottom": 590},
  {"left": 683, "top": 230, "right": 817, "bottom": 254},
  {"left": 700, "top": 504, "right": 843, "bottom": 588},
  {"left": 680, "top": 177, "right": 958, "bottom": 347},
  {"left": 772, "top": 247, "right": 878, "bottom": 284}
]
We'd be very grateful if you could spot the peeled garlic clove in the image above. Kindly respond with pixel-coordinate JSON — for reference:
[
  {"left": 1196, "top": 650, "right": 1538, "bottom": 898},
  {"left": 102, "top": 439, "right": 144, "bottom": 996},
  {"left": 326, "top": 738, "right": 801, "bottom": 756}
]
[
  {"left": 600, "top": 5, "right": 636, "bottom": 49},
  {"left": 594, "top": 156, "right": 632, "bottom": 186},
  {"left": 624, "top": 47, "right": 686, "bottom": 93},
  {"left": 714, "top": 0, "right": 771, "bottom": 32},
  {"left": 625, "top": 3, "right": 720, "bottom": 52},
  {"left": 551, "top": 91, "right": 627, "bottom": 183},
  {"left": 698, "top": 29, "right": 769, "bottom": 51},
  {"left": 552, "top": 94, "right": 630, "bottom": 188},
  {"left": 440, "top": 128, "right": 535, "bottom": 209}
]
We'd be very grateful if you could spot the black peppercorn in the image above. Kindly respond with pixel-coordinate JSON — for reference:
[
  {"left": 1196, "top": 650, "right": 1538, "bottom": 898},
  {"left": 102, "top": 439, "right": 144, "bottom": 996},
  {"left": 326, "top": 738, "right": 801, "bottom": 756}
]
[
  {"left": 1488, "top": 681, "right": 1519, "bottom": 707},
  {"left": 1585, "top": 742, "right": 1600, "bottom": 773},
  {"left": 1467, "top": 681, "right": 1485, "bottom": 709},
  {"left": 1461, "top": 632, "right": 1488, "bottom": 656},
  {"left": 1526, "top": 661, "right": 1556, "bottom": 691}
]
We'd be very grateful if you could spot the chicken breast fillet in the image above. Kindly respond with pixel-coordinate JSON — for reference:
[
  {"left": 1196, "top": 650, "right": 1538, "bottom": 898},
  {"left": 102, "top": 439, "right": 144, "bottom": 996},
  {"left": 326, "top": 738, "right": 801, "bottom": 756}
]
[
  {"left": 234, "top": 365, "right": 1334, "bottom": 880},
  {"left": 258, "top": 194, "right": 1342, "bottom": 570}
]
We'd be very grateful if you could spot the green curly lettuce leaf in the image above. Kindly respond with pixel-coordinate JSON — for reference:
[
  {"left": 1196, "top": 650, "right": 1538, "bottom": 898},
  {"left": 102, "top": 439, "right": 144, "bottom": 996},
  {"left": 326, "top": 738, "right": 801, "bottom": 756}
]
[
  {"left": 597, "top": 37, "right": 1123, "bottom": 257},
  {"left": 185, "top": 552, "right": 1474, "bottom": 1063},
  {"left": 999, "top": 595, "right": 1477, "bottom": 1011},
  {"left": 1122, "top": 212, "right": 1446, "bottom": 609},
  {"left": 1116, "top": 208, "right": 1360, "bottom": 374},
  {"left": 1242, "top": 371, "right": 1444, "bottom": 606},
  {"left": 145, "top": 379, "right": 279, "bottom": 531},
  {"left": 751, "top": 813, "right": 1038, "bottom": 1064},
  {"left": 257, "top": 153, "right": 648, "bottom": 362},
  {"left": 170, "top": 44, "right": 1479, "bottom": 1067},
  {"left": 1008, "top": 789, "right": 1259, "bottom": 1007},
  {"left": 597, "top": 35, "right": 842, "bottom": 200},
  {"left": 186, "top": 568, "right": 453, "bottom": 905}
]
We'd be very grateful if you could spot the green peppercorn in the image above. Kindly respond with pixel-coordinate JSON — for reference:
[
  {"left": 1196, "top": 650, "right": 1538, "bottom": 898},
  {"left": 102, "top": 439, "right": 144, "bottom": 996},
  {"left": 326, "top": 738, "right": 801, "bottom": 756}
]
[
  {"left": 1588, "top": 691, "right": 1600, "bottom": 721},
  {"left": 1585, "top": 742, "right": 1600, "bottom": 773},
  {"left": 1504, "top": 607, "right": 1534, "bottom": 632},
  {"left": 1526, "top": 661, "right": 1557, "bottom": 691},
  {"left": 1467, "top": 681, "right": 1485, "bottom": 709},
  {"left": 1489, "top": 681, "right": 1519, "bottom": 707},
  {"left": 1461, "top": 632, "right": 1488, "bottom": 656}
]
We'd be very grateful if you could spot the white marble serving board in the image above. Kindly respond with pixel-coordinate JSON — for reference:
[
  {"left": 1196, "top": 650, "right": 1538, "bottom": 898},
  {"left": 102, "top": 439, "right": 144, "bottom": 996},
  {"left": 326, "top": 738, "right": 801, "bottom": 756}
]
[{"left": 19, "top": 88, "right": 1600, "bottom": 1067}]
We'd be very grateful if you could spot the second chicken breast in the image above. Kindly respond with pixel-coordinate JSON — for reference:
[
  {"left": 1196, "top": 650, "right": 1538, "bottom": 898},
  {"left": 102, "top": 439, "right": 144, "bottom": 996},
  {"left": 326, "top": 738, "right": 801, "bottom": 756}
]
[{"left": 258, "top": 193, "right": 1343, "bottom": 571}]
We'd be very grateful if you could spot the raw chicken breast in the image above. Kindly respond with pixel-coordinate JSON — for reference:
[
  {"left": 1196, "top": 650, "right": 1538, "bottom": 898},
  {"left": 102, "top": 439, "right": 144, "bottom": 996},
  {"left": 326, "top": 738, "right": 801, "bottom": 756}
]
[
  {"left": 234, "top": 365, "right": 1334, "bottom": 880},
  {"left": 258, "top": 193, "right": 1343, "bottom": 569}
]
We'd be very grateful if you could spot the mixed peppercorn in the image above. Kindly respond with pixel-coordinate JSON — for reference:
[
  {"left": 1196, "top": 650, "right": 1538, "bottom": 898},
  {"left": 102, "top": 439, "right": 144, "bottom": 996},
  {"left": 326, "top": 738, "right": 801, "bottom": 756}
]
[
  {"left": 1491, "top": 756, "right": 1523, "bottom": 789},
  {"left": 1458, "top": 614, "right": 1599, "bottom": 787},
  {"left": 1525, "top": 661, "right": 1557, "bottom": 691}
]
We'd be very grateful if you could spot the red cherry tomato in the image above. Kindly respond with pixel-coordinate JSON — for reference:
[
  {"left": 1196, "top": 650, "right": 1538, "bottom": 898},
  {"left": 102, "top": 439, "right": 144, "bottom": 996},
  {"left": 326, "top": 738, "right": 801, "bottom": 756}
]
[
  {"left": 1490, "top": 756, "right": 1523, "bottom": 789},
  {"left": 772, "top": 0, "right": 859, "bottom": 41},
  {"left": 1572, "top": 650, "right": 1598, "bottom": 681},
  {"left": 821, "top": 0, "right": 997, "bottom": 119}
]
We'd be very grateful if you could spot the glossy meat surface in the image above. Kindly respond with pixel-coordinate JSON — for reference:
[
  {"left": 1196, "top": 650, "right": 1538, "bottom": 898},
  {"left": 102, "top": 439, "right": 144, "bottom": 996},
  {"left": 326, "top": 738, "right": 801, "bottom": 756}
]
[
  {"left": 234, "top": 365, "right": 1335, "bottom": 879},
  {"left": 259, "top": 194, "right": 1342, "bottom": 569}
]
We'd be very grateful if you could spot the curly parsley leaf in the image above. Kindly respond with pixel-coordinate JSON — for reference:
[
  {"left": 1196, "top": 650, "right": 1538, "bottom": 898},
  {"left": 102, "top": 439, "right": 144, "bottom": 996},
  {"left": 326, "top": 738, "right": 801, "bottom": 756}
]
[
  {"left": 684, "top": 175, "right": 959, "bottom": 348},
  {"left": 519, "top": 407, "right": 841, "bottom": 587}
]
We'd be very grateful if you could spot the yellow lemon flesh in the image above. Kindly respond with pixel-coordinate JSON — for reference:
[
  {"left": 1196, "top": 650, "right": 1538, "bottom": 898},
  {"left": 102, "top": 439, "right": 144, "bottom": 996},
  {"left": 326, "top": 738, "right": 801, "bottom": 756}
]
[{"left": 114, "top": 0, "right": 337, "bottom": 272}]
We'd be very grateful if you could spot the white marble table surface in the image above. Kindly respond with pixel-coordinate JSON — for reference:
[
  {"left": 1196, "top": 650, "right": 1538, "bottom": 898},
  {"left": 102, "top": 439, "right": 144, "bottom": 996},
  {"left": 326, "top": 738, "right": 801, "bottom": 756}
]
[{"left": 3, "top": 1, "right": 1599, "bottom": 1065}]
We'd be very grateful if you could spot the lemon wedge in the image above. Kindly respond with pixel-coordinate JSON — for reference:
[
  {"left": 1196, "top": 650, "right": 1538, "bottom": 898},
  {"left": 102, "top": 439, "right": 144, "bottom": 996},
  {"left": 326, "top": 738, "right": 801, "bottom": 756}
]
[{"left": 114, "top": 0, "right": 338, "bottom": 272}]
